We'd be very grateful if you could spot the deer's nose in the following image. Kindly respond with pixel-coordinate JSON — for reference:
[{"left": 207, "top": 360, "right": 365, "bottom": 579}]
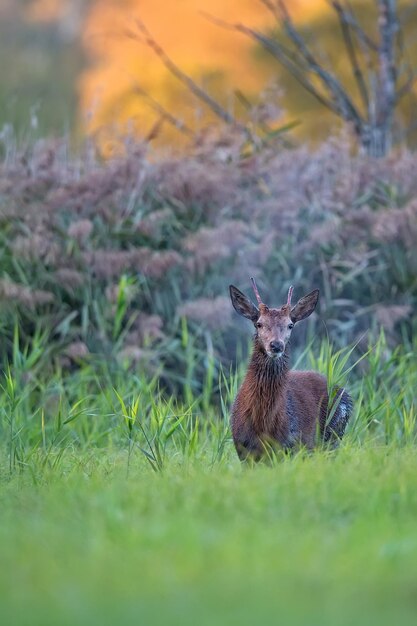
[{"left": 270, "top": 340, "right": 285, "bottom": 354}]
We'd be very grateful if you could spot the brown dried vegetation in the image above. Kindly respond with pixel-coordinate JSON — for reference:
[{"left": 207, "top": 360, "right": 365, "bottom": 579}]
[{"left": 0, "top": 129, "right": 416, "bottom": 377}]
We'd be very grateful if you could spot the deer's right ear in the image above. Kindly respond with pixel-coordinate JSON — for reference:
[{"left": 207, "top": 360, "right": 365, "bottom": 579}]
[{"left": 229, "top": 285, "right": 259, "bottom": 322}]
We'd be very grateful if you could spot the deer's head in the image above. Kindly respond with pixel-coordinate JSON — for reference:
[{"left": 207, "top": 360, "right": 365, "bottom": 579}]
[{"left": 229, "top": 279, "right": 319, "bottom": 359}]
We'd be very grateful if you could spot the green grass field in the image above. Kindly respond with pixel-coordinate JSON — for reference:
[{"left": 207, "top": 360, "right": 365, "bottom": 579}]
[{"left": 1, "top": 332, "right": 417, "bottom": 626}]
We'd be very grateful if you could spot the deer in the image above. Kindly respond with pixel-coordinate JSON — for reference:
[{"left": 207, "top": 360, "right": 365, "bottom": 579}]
[{"left": 229, "top": 279, "right": 352, "bottom": 460}]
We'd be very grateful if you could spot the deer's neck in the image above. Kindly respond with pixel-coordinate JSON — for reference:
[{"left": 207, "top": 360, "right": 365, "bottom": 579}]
[{"left": 245, "top": 338, "right": 289, "bottom": 434}]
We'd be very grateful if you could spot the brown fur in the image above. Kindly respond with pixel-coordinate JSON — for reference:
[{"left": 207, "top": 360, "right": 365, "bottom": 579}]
[{"left": 229, "top": 283, "right": 352, "bottom": 460}]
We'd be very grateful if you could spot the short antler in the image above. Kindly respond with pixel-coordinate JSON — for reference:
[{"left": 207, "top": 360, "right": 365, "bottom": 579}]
[
  {"left": 287, "top": 285, "right": 294, "bottom": 308},
  {"left": 250, "top": 277, "right": 263, "bottom": 305}
]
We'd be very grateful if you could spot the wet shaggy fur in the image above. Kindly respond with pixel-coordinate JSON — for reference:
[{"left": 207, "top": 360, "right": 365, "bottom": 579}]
[{"left": 231, "top": 337, "right": 353, "bottom": 460}]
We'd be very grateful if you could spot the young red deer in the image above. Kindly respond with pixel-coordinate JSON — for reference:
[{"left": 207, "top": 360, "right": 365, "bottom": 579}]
[{"left": 229, "top": 279, "right": 352, "bottom": 460}]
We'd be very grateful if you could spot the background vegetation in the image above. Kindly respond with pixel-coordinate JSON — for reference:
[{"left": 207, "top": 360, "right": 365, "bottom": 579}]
[{"left": 0, "top": 127, "right": 416, "bottom": 389}]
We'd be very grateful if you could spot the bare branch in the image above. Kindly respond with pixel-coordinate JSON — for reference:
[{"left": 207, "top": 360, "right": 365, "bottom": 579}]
[
  {"left": 377, "top": 0, "right": 399, "bottom": 124},
  {"left": 393, "top": 5, "right": 415, "bottom": 91},
  {"left": 131, "top": 82, "right": 194, "bottom": 138},
  {"left": 144, "top": 116, "right": 165, "bottom": 143},
  {"left": 258, "top": 0, "right": 280, "bottom": 21},
  {"left": 331, "top": 1, "right": 369, "bottom": 113},
  {"left": 344, "top": 0, "right": 377, "bottom": 90},
  {"left": 133, "top": 17, "right": 249, "bottom": 134},
  {"left": 339, "top": 1, "right": 379, "bottom": 51},
  {"left": 276, "top": 1, "right": 363, "bottom": 133},
  {"left": 201, "top": 12, "right": 340, "bottom": 115},
  {"left": 395, "top": 71, "right": 417, "bottom": 103}
]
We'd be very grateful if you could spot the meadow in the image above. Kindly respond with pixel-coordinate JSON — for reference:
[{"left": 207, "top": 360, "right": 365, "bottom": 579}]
[{"left": 1, "top": 331, "right": 417, "bottom": 626}]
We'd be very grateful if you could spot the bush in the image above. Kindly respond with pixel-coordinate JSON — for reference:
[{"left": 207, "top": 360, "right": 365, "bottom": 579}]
[{"left": 0, "top": 128, "right": 416, "bottom": 388}]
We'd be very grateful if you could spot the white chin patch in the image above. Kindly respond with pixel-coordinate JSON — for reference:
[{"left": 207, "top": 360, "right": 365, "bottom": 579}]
[{"left": 267, "top": 352, "right": 283, "bottom": 359}]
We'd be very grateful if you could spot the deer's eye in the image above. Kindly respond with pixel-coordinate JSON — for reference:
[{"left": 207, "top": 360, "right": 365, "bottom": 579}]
[
  {"left": 288, "top": 323, "right": 294, "bottom": 330},
  {"left": 256, "top": 322, "right": 263, "bottom": 329}
]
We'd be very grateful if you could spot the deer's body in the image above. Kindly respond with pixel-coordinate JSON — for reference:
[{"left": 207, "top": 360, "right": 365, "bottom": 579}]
[{"left": 229, "top": 281, "right": 352, "bottom": 460}]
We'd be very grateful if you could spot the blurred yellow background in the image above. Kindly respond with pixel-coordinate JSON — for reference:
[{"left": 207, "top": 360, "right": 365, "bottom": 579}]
[{"left": 3, "top": 0, "right": 416, "bottom": 145}]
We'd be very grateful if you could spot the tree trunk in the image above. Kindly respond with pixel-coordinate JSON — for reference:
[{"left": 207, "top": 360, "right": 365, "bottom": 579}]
[{"left": 360, "top": 123, "right": 392, "bottom": 158}]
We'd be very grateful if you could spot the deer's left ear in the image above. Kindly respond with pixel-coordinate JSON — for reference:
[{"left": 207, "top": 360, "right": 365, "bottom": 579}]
[{"left": 290, "top": 289, "right": 319, "bottom": 323}]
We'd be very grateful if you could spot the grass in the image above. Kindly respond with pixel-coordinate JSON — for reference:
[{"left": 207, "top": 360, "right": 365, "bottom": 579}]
[{"left": 1, "top": 331, "right": 417, "bottom": 625}]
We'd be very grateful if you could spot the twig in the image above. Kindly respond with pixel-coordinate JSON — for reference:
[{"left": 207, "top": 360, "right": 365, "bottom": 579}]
[
  {"left": 258, "top": 0, "right": 280, "bottom": 21},
  {"left": 339, "top": 0, "right": 379, "bottom": 51},
  {"left": 331, "top": 1, "right": 369, "bottom": 113},
  {"left": 133, "top": 16, "right": 249, "bottom": 135},
  {"left": 395, "top": 71, "right": 417, "bottom": 103},
  {"left": 392, "top": 5, "right": 415, "bottom": 100},
  {"left": 276, "top": 0, "right": 363, "bottom": 133},
  {"left": 131, "top": 81, "right": 194, "bottom": 137},
  {"left": 377, "top": 0, "right": 398, "bottom": 123},
  {"left": 201, "top": 11, "right": 339, "bottom": 115}
]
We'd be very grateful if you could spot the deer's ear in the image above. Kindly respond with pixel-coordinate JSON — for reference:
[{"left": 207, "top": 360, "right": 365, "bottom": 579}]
[
  {"left": 290, "top": 289, "right": 319, "bottom": 323},
  {"left": 229, "top": 285, "right": 259, "bottom": 322}
]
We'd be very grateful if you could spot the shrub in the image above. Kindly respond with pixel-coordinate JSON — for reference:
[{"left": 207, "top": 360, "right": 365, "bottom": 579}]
[{"left": 0, "top": 128, "right": 416, "bottom": 388}]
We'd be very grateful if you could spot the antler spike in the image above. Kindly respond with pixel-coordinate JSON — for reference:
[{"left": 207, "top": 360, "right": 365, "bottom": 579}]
[
  {"left": 250, "top": 277, "right": 263, "bottom": 305},
  {"left": 287, "top": 285, "right": 294, "bottom": 308}
]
